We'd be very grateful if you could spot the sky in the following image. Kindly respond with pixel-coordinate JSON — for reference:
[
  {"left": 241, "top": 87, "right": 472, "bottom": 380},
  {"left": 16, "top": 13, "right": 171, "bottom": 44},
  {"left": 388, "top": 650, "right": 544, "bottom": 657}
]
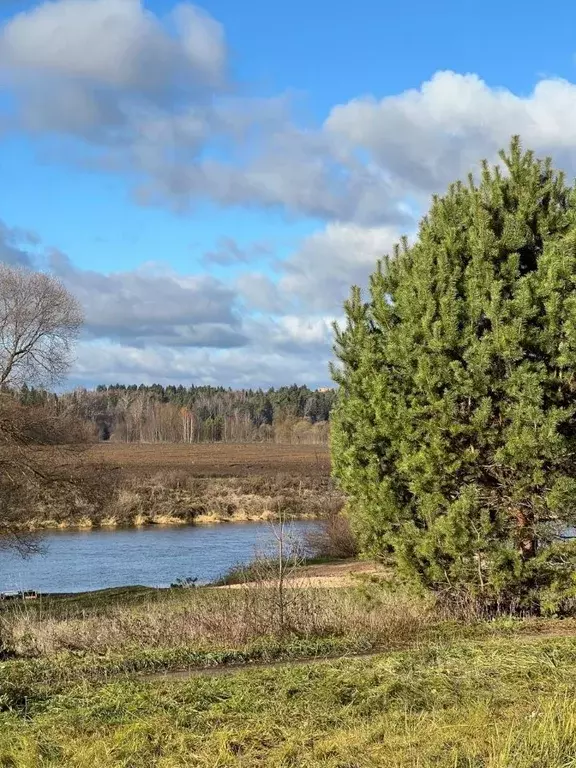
[{"left": 3, "top": 0, "right": 576, "bottom": 390}]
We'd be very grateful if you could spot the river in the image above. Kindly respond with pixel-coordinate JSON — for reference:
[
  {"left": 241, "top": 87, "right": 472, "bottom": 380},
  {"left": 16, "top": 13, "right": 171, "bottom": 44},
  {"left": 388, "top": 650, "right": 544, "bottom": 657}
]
[{"left": 0, "top": 520, "right": 317, "bottom": 594}]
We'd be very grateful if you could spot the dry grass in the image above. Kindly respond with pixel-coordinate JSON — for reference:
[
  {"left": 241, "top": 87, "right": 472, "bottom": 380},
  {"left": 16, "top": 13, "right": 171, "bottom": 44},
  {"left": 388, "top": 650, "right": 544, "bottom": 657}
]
[
  {"left": 95, "top": 471, "right": 343, "bottom": 527},
  {"left": 0, "top": 583, "right": 433, "bottom": 658},
  {"left": 10, "top": 444, "right": 340, "bottom": 528}
]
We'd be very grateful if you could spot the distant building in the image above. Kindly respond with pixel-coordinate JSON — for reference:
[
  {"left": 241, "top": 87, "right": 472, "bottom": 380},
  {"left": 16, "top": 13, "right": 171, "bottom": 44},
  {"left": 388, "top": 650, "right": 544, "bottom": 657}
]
[{"left": 316, "top": 387, "right": 334, "bottom": 393}]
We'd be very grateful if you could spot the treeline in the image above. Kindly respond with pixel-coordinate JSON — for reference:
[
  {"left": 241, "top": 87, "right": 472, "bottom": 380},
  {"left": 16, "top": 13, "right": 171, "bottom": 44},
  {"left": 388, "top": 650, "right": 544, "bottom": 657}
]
[{"left": 16, "top": 383, "right": 337, "bottom": 444}]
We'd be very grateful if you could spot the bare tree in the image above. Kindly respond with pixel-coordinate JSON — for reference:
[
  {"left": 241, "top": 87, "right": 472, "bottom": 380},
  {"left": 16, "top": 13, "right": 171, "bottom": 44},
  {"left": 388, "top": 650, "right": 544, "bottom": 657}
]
[
  {"left": 0, "top": 397, "right": 99, "bottom": 554},
  {"left": 0, "top": 264, "right": 83, "bottom": 387},
  {"left": 0, "top": 266, "right": 114, "bottom": 560}
]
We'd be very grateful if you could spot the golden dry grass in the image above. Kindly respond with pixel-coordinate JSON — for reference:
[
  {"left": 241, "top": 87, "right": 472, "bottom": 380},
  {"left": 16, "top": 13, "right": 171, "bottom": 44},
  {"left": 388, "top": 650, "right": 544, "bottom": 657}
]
[{"left": 0, "top": 583, "right": 432, "bottom": 657}]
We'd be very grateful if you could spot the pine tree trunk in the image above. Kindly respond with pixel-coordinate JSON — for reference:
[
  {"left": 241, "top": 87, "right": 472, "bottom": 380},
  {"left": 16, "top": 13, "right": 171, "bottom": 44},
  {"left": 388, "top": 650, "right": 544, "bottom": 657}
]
[{"left": 513, "top": 509, "right": 537, "bottom": 560}]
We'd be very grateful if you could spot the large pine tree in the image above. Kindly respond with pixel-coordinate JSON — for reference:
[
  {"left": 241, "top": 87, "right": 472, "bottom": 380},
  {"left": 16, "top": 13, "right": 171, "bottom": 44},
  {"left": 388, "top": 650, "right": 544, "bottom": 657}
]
[{"left": 332, "top": 138, "right": 576, "bottom": 611}]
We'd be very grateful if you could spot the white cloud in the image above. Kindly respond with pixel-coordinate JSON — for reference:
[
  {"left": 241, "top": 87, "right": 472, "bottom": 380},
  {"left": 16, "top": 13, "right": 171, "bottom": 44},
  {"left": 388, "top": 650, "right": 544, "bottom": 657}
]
[
  {"left": 48, "top": 251, "right": 247, "bottom": 348},
  {"left": 8, "top": 12, "right": 576, "bottom": 388},
  {"left": 130, "top": 126, "right": 406, "bottom": 224},
  {"left": 172, "top": 4, "right": 226, "bottom": 84},
  {"left": 0, "top": 0, "right": 403, "bottom": 224},
  {"left": 7, "top": 1, "right": 576, "bottom": 226},
  {"left": 326, "top": 71, "right": 576, "bottom": 196},
  {"left": 236, "top": 272, "right": 284, "bottom": 313},
  {"left": 0, "top": 225, "right": 349, "bottom": 387},
  {"left": 0, "top": 0, "right": 227, "bottom": 148},
  {"left": 0, "top": 0, "right": 225, "bottom": 91},
  {"left": 279, "top": 222, "right": 401, "bottom": 312},
  {"left": 71, "top": 339, "right": 333, "bottom": 389}
]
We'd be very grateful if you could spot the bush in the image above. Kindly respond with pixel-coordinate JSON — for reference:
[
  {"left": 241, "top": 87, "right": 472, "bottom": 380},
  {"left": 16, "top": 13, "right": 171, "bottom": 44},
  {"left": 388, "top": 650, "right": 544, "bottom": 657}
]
[{"left": 305, "top": 508, "right": 358, "bottom": 560}]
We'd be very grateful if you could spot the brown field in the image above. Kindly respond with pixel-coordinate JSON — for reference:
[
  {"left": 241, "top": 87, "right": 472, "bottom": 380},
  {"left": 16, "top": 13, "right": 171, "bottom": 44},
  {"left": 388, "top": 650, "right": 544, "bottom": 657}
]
[
  {"left": 84, "top": 442, "right": 331, "bottom": 478},
  {"left": 14, "top": 443, "right": 337, "bottom": 530}
]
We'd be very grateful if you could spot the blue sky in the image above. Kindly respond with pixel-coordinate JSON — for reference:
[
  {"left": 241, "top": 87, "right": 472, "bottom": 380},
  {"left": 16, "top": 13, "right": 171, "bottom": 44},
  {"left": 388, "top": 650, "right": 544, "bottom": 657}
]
[{"left": 2, "top": 0, "right": 576, "bottom": 389}]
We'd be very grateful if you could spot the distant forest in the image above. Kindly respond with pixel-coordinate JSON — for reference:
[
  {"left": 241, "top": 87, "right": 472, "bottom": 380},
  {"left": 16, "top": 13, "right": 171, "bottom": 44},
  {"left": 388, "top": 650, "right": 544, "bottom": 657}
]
[{"left": 16, "top": 384, "right": 337, "bottom": 444}]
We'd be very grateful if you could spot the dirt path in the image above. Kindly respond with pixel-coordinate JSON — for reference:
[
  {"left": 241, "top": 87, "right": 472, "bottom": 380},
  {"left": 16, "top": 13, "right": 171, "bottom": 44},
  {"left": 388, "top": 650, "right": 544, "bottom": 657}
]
[
  {"left": 220, "top": 560, "right": 388, "bottom": 589},
  {"left": 138, "top": 626, "right": 576, "bottom": 683},
  {"left": 142, "top": 647, "right": 395, "bottom": 682}
]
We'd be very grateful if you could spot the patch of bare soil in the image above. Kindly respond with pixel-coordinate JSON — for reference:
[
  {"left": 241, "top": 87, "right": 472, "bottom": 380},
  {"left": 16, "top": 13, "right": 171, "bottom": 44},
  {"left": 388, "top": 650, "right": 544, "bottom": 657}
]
[
  {"left": 221, "top": 560, "right": 388, "bottom": 589},
  {"left": 84, "top": 442, "right": 330, "bottom": 478}
]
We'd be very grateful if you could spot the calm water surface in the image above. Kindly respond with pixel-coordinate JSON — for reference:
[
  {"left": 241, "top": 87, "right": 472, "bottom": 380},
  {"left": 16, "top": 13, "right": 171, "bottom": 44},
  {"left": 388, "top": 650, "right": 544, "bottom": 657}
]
[{"left": 0, "top": 521, "right": 316, "bottom": 593}]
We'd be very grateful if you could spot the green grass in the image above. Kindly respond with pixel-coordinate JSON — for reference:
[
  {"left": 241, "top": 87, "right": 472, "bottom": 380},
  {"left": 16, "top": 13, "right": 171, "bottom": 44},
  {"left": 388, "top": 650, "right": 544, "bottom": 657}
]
[
  {"left": 2, "top": 635, "right": 576, "bottom": 766},
  {"left": 4, "top": 577, "right": 576, "bottom": 766}
]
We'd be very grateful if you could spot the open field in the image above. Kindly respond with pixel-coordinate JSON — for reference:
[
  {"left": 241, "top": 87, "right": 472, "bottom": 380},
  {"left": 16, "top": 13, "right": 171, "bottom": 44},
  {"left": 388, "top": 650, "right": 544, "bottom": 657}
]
[{"left": 85, "top": 442, "right": 331, "bottom": 478}]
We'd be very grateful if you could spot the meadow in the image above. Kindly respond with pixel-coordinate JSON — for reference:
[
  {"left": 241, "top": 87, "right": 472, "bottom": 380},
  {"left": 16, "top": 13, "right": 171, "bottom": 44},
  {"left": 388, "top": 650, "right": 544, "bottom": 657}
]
[{"left": 2, "top": 576, "right": 576, "bottom": 766}]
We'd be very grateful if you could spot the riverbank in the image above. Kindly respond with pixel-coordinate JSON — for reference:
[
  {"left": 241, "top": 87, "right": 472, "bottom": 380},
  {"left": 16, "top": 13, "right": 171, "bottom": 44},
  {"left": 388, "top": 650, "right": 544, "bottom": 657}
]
[
  {"left": 3, "top": 571, "right": 576, "bottom": 765},
  {"left": 20, "top": 474, "right": 341, "bottom": 529},
  {"left": 12, "top": 443, "right": 341, "bottom": 530}
]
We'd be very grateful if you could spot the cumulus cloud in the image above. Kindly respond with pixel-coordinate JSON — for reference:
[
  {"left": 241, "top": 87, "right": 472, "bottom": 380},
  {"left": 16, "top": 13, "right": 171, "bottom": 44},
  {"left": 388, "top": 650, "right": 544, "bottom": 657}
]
[
  {"left": 236, "top": 272, "right": 284, "bottom": 313},
  {"left": 0, "top": 224, "right": 343, "bottom": 386},
  {"left": 138, "top": 127, "right": 410, "bottom": 224},
  {"left": 117, "top": 71, "right": 576, "bottom": 222},
  {"left": 0, "top": 0, "right": 227, "bottom": 147},
  {"left": 0, "top": 0, "right": 404, "bottom": 224},
  {"left": 71, "top": 328, "right": 333, "bottom": 389},
  {"left": 257, "top": 315, "right": 335, "bottom": 357},
  {"left": 0, "top": 0, "right": 226, "bottom": 93},
  {"left": 326, "top": 71, "right": 576, "bottom": 197},
  {"left": 278, "top": 222, "right": 401, "bottom": 312},
  {"left": 48, "top": 251, "right": 247, "bottom": 349},
  {"left": 7, "top": 1, "right": 576, "bottom": 227},
  {"left": 9, "top": 12, "right": 576, "bottom": 387}
]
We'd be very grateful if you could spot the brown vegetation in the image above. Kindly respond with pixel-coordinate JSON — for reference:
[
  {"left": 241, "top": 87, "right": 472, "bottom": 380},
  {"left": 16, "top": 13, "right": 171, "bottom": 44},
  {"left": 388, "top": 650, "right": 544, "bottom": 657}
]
[
  {"left": 0, "top": 263, "right": 109, "bottom": 549},
  {"left": 0, "top": 580, "right": 431, "bottom": 658},
  {"left": 304, "top": 503, "right": 358, "bottom": 559},
  {"left": 102, "top": 470, "right": 342, "bottom": 527},
  {"left": 5, "top": 442, "right": 341, "bottom": 529},
  {"left": 0, "top": 396, "right": 114, "bottom": 540},
  {"left": 83, "top": 441, "right": 331, "bottom": 477}
]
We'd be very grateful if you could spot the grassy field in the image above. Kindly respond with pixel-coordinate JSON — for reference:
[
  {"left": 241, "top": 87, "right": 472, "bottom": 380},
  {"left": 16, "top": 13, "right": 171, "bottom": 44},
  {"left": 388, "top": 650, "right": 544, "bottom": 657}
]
[
  {"left": 2, "top": 577, "right": 576, "bottom": 766},
  {"left": 4, "top": 636, "right": 576, "bottom": 766}
]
